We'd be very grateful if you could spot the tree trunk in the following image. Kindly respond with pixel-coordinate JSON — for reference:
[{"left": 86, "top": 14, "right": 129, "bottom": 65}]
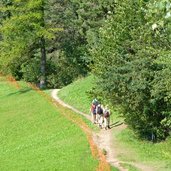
[
  {"left": 39, "top": 0, "right": 46, "bottom": 89},
  {"left": 40, "top": 36, "right": 46, "bottom": 89}
]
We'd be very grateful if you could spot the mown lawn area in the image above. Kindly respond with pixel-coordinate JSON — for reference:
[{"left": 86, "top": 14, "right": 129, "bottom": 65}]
[{"left": 0, "top": 77, "right": 98, "bottom": 171}]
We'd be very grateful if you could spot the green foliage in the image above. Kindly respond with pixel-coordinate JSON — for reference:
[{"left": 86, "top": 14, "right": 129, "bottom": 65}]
[
  {"left": 0, "top": 0, "right": 93, "bottom": 87},
  {"left": 46, "top": 55, "right": 84, "bottom": 88},
  {"left": 43, "top": 0, "right": 91, "bottom": 82},
  {"left": 50, "top": 0, "right": 115, "bottom": 81},
  {"left": 0, "top": 0, "right": 43, "bottom": 63},
  {"left": 20, "top": 57, "right": 40, "bottom": 83},
  {"left": 1, "top": 56, "right": 25, "bottom": 79},
  {"left": 9, "top": 55, "right": 76, "bottom": 88},
  {"left": 0, "top": 0, "right": 118, "bottom": 89},
  {"left": 90, "top": 0, "right": 171, "bottom": 141},
  {"left": 0, "top": 0, "right": 59, "bottom": 88}
]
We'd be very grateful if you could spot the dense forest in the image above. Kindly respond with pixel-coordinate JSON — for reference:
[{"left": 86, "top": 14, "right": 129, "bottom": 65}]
[{"left": 0, "top": 0, "right": 171, "bottom": 141}]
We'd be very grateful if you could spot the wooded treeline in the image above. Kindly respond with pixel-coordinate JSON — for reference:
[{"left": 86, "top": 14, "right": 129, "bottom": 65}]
[{"left": 0, "top": 0, "right": 171, "bottom": 141}]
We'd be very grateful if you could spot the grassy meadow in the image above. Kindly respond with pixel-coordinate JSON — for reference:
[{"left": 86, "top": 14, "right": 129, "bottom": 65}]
[
  {"left": 0, "top": 77, "right": 98, "bottom": 171},
  {"left": 58, "top": 75, "right": 94, "bottom": 114},
  {"left": 58, "top": 75, "right": 171, "bottom": 171}
]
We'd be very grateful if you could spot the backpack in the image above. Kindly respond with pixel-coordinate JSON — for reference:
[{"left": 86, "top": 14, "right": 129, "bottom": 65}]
[
  {"left": 104, "top": 110, "right": 110, "bottom": 118},
  {"left": 97, "top": 106, "right": 103, "bottom": 115}
]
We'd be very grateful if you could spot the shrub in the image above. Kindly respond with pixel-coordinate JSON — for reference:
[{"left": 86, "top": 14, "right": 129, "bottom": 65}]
[{"left": 90, "top": 0, "right": 171, "bottom": 141}]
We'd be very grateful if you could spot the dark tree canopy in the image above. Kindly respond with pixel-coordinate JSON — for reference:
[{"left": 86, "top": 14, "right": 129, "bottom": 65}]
[{"left": 90, "top": 0, "right": 171, "bottom": 141}]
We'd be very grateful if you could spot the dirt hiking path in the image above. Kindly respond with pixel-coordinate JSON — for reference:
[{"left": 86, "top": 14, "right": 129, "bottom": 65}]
[
  {"left": 51, "top": 89, "right": 155, "bottom": 171},
  {"left": 52, "top": 89, "right": 127, "bottom": 171}
]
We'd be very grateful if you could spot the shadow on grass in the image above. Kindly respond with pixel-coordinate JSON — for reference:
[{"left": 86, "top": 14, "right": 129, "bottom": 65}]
[
  {"left": 110, "top": 121, "right": 124, "bottom": 129},
  {"left": 6, "top": 88, "right": 32, "bottom": 97}
]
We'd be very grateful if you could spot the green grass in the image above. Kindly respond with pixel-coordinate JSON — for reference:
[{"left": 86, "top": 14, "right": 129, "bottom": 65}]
[
  {"left": 58, "top": 75, "right": 171, "bottom": 171},
  {"left": 44, "top": 88, "right": 98, "bottom": 132},
  {"left": 58, "top": 75, "right": 124, "bottom": 125},
  {"left": 58, "top": 75, "right": 94, "bottom": 114},
  {"left": 110, "top": 166, "right": 120, "bottom": 171},
  {"left": 115, "top": 128, "right": 171, "bottom": 171},
  {"left": 0, "top": 78, "right": 98, "bottom": 171},
  {"left": 120, "top": 163, "right": 140, "bottom": 171}
]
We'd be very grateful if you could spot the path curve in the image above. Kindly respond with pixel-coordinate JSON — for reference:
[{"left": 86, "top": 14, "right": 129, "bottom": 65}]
[
  {"left": 51, "top": 89, "right": 156, "bottom": 171},
  {"left": 51, "top": 89, "right": 128, "bottom": 171}
]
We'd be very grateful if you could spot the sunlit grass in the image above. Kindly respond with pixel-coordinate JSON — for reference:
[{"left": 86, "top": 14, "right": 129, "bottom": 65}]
[
  {"left": 0, "top": 79, "right": 98, "bottom": 171},
  {"left": 58, "top": 75, "right": 94, "bottom": 114},
  {"left": 58, "top": 75, "right": 171, "bottom": 171},
  {"left": 115, "top": 128, "right": 171, "bottom": 171}
]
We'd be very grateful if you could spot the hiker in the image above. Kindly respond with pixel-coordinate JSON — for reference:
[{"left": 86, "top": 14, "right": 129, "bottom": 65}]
[
  {"left": 103, "top": 105, "right": 111, "bottom": 130},
  {"left": 96, "top": 104, "right": 104, "bottom": 128},
  {"left": 90, "top": 98, "right": 99, "bottom": 124}
]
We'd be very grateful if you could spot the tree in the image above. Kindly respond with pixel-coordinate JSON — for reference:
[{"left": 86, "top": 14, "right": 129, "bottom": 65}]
[
  {"left": 91, "top": 0, "right": 171, "bottom": 141},
  {"left": 0, "top": 0, "right": 117, "bottom": 88},
  {"left": 0, "top": 0, "right": 55, "bottom": 88}
]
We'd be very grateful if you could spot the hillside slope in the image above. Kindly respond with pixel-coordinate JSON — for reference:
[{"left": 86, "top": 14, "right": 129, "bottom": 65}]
[
  {"left": 0, "top": 77, "right": 98, "bottom": 171},
  {"left": 58, "top": 75, "right": 171, "bottom": 171},
  {"left": 58, "top": 75, "right": 94, "bottom": 114}
]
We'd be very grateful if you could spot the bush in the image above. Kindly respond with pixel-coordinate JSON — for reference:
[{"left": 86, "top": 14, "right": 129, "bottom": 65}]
[{"left": 90, "top": 0, "right": 171, "bottom": 141}]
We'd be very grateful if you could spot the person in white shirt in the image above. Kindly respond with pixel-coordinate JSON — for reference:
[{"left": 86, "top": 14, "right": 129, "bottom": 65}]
[{"left": 103, "top": 105, "right": 111, "bottom": 130}]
